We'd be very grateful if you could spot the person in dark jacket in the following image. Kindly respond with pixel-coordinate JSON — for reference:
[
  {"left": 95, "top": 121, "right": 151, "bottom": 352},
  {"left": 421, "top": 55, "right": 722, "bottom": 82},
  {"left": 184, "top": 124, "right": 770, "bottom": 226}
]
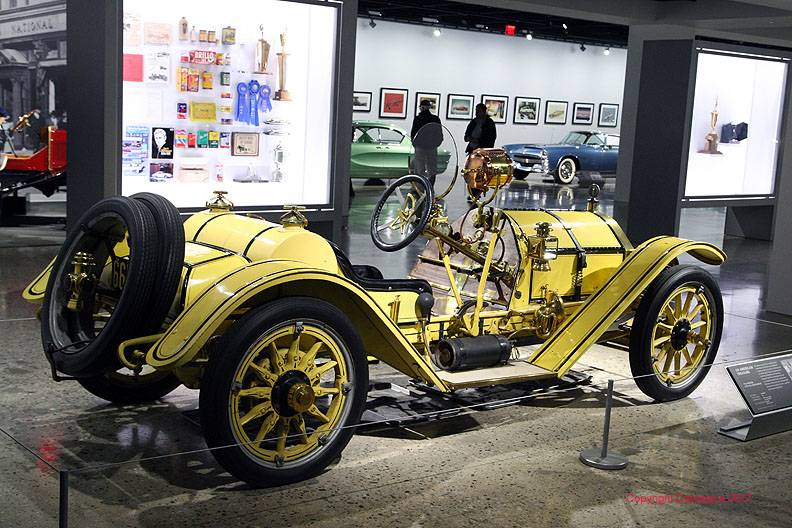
[
  {"left": 464, "top": 103, "right": 496, "bottom": 153},
  {"left": 410, "top": 99, "right": 443, "bottom": 186}
]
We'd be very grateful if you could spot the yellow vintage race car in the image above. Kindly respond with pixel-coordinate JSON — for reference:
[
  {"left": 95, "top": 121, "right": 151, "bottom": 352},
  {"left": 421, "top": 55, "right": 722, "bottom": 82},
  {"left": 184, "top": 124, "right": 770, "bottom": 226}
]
[{"left": 23, "top": 148, "right": 725, "bottom": 487}]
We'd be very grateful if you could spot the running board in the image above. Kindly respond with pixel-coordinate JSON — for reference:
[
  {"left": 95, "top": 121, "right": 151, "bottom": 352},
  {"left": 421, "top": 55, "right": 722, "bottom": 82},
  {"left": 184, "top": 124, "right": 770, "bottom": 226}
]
[
  {"left": 436, "top": 360, "right": 556, "bottom": 390},
  {"left": 528, "top": 236, "right": 726, "bottom": 375}
]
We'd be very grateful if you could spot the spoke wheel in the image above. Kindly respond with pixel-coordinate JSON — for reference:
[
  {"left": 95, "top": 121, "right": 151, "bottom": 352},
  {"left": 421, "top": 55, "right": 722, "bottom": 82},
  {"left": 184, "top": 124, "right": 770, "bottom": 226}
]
[
  {"left": 200, "top": 298, "right": 367, "bottom": 487},
  {"left": 554, "top": 158, "right": 576, "bottom": 184},
  {"left": 370, "top": 174, "right": 434, "bottom": 252},
  {"left": 629, "top": 265, "right": 723, "bottom": 401}
]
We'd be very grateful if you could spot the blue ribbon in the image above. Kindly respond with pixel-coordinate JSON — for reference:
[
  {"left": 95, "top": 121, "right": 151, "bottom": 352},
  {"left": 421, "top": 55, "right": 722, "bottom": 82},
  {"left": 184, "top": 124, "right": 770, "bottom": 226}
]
[
  {"left": 235, "top": 82, "right": 249, "bottom": 123},
  {"left": 248, "top": 80, "right": 260, "bottom": 126},
  {"left": 259, "top": 84, "right": 272, "bottom": 113}
]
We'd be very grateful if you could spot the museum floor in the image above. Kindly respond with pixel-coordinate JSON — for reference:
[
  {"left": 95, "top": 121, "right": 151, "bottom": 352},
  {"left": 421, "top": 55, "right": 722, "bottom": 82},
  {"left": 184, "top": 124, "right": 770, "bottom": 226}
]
[{"left": 1, "top": 178, "right": 792, "bottom": 527}]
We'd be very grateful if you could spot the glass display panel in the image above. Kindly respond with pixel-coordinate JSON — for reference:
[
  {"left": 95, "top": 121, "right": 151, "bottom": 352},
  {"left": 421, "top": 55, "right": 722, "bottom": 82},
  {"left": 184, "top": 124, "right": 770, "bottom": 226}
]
[
  {"left": 121, "top": 0, "right": 337, "bottom": 208},
  {"left": 685, "top": 50, "right": 787, "bottom": 198}
]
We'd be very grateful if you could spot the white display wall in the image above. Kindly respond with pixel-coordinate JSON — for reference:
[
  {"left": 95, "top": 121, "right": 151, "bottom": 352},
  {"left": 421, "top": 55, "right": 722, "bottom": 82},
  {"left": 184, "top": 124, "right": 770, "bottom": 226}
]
[
  {"left": 684, "top": 51, "right": 786, "bottom": 198},
  {"left": 121, "top": 0, "right": 337, "bottom": 209},
  {"left": 353, "top": 20, "right": 627, "bottom": 148}
]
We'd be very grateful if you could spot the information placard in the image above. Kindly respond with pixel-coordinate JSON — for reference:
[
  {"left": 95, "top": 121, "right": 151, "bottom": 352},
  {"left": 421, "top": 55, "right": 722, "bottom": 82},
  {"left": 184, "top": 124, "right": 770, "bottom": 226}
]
[{"left": 727, "top": 354, "right": 792, "bottom": 415}]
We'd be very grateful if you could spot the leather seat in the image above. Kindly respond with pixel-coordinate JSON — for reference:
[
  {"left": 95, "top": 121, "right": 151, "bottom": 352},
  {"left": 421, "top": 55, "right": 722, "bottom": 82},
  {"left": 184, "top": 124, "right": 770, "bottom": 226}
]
[{"left": 328, "top": 240, "right": 433, "bottom": 295}]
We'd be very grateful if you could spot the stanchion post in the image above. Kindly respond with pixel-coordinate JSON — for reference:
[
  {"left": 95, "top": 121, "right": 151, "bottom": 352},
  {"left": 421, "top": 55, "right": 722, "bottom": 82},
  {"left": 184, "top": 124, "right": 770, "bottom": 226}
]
[
  {"left": 580, "top": 379, "right": 628, "bottom": 470},
  {"left": 59, "top": 469, "right": 69, "bottom": 528}
]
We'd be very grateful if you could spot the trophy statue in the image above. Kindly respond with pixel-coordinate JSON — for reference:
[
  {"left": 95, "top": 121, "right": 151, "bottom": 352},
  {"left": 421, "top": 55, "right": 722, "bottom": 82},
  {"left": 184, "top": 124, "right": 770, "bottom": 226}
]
[
  {"left": 274, "top": 32, "right": 291, "bottom": 101},
  {"left": 272, "top": 143, "right": 285, "bottom": 182},
  {"left": 699, "top": 98, "right": 723, "bottom": 155},
  {"left": 254, "top": 25, "right": 271, "bottom": 74}
]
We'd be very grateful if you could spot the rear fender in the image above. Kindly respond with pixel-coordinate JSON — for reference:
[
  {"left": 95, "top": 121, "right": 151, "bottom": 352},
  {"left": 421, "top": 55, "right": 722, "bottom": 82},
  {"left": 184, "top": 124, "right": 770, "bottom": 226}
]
[
  {"left": 146, "top": 260, "right": 446, "bottom": 389},
  {"left": 529, "top": 236, "right": 726, "bottom": 375}
]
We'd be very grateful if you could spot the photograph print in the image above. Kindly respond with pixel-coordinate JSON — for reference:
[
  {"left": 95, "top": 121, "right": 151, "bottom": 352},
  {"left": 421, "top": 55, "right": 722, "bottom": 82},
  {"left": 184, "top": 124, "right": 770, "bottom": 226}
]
[
  {"left": 353, "top": 91, "right": 372, "bottom": 112},
  {"left": 415, "top": 92, "right": 441, "bottom": 116},
  {"left": 572, "top": 102, "right": 595, "bottom": 125},
  {"left": 598, "top": 103, "right": 620, "bottom": 127},
  {"left": 482, "top": 95, "right": 508, "bottom": 124},
  {"left": 514, "top": 97, "right": 540, "bottom": 125},
  {"left": 545, "top": 100, "right": 569, "bottom": 125},
  {"left": 379, "top": 88, "right": 409, "bottom": 119},
  {"left": 446, "top": 94, "right": 475, "bottom": 120}
]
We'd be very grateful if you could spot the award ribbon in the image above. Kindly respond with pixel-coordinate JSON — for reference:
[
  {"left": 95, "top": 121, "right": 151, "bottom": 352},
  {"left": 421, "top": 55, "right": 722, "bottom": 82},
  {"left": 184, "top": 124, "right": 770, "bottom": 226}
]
[
  {"left": 259, "top": 84, "right": 272, "bottom": 113},
  {"left": 235, "top": 82, "right": 249, "bottom": 123},
  {"left": 248, "top": 80, "right": 260, "bottom": 126}
]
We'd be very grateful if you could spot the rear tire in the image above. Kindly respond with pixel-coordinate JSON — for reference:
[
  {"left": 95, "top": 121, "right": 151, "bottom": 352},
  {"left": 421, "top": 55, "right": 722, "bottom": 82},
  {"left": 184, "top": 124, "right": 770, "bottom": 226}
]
[
  {"left": 629, "top": 265, "right": 723, "bottom": 401},
  {"left": 200, "top": 297, "right": 368, "bottom": 487}
]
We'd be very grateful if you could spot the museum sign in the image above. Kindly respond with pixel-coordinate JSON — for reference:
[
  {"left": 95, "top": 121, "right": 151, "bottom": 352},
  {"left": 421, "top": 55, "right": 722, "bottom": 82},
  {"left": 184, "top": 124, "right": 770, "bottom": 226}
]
[{"left": 0, "top": 12, "right": 66, "bottom": 40}]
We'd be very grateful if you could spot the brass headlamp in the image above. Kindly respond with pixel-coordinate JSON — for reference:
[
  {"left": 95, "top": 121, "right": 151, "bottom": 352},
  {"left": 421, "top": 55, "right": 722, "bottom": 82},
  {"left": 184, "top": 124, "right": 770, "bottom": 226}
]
[{"left": 462, "top": 148, "right": 513, "bottom": 192}]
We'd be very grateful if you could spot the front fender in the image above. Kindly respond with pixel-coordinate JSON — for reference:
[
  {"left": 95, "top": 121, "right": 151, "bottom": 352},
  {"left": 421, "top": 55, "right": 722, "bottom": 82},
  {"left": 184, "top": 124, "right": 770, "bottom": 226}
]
[
  {"left": 529, "top": 236, "right": 726, "bottom": 375},
  {"left": 146, "top": 260, "right": 446, "bottom": 389}
]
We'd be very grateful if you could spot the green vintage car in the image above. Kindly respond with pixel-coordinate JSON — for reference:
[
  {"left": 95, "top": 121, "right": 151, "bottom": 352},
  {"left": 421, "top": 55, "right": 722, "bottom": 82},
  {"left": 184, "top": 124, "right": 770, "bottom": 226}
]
[{"left": 350, "top": 121, "right": 451, "bottom": 180}]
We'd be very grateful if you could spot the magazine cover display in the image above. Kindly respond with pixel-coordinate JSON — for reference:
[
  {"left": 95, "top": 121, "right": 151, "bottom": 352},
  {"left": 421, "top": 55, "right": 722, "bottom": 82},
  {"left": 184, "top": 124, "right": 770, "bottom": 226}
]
[{"left": 121, "top": 0, "right": 337, "bottom": 208}]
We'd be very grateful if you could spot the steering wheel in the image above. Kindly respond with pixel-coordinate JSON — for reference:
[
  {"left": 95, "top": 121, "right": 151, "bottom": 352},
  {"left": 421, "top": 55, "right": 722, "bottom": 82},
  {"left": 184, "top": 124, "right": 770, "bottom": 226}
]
[{"left": 370, "top": 174, "right": 434, "bottom": 252}]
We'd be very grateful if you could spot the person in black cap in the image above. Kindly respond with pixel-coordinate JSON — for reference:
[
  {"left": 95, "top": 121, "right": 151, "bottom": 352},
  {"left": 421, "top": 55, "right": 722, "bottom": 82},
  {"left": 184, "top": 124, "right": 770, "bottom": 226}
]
[
  {"left": 464, "top": 103, "right": 496, "bottom": 153},
  {"left": 410, "top": 99, "right": 443, "bottom": 186}
]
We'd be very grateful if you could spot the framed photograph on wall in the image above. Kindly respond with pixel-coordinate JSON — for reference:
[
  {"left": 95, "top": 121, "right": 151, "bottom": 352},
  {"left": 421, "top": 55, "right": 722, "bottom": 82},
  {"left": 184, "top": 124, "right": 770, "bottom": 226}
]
[
  {"left": 415, "top": 92, "right": 441, "bottom": 116},
  {"left": 545, "top": 100, "right": 569, "bottom": 125},
  {"left": 482, "top": 94, "right": 508, "bottom": 124},
  {"left": 353, "top": 91, "right": 372, "bottom": 112},
  {"left": 514, "top": 97, "right": 540, "bottom": 125},
  {"left": 598, "top": 103, "right": 620, "bottom": 127},
  {"left": 379, "top": 88, "right": 408, "bottom": 119},
  {"left": 446, "top": 94, "right": 475, "bottom": 120},
  {"left": 572, "top": 102, "right": 594, "bottom": 125}
]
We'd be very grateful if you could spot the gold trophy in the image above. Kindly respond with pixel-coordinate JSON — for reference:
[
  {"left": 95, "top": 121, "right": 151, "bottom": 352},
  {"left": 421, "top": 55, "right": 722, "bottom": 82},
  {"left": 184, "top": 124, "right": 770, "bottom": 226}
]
[
  {"left": 274, "top": 31, "right": 291, "bottom": 101},
  {"left": 254, "top": 25, "right": 271, "bottom": 74},
  {"left": 699, "top": 98, "right": 722, "bottom": 155}
]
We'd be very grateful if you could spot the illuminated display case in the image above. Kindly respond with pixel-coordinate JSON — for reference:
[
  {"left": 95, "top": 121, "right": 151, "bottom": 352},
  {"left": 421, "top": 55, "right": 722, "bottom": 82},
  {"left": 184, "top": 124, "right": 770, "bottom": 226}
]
[
  {"left": 684, "top": 48, "right": 788, "bottom": 200},
  {"left": 120, "top": 0, "right": 339, "bottom": 209}
]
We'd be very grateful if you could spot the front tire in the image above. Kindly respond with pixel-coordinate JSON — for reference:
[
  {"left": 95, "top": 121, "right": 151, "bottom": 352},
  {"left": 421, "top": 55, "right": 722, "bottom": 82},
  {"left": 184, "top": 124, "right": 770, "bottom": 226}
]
[
  {"left": 78, "top": 368, "right": 181, "bottom": 404},
  {"left": 629, "top": 265, "right": 723, "bottom": 401},
  {"left": 553, "top": 158, "right": 576, "bottom": 184},
  {"left": 200, "top": 297, "right": 368, "bottom": 487}
]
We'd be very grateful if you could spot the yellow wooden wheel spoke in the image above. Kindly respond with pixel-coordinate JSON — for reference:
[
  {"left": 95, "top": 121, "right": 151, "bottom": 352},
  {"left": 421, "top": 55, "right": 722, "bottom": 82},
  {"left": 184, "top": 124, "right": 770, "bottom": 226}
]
[
  {"left": 269, "top": 342, "right": 284, "bottom": 374},
  {"left": 286, "top": 328, "right": 302, "bottom": 367},
  {"left": 661, "top": 347, "right": 675, "bottom": 374},
  {"left": 687, "top": 303, "right": 703, "bottom": 321},
  {"left": 655, "top": 322, "right": 674, "bottom": 333},
  {"left": 653, "top": 334, "right": 671, "bottom": 348},
  {"left": 294, "top": 415, "right": 310, "bottom": 444},
  {"left": 249, "top": 362, "right": 278, "bottom": 385},
  {"left": 276, "top": 418, "right": 289, "bottom": 456},
  {"left": 681, "top": 347, "right": 693, "bottom": 365},
  {"left": 297, "top": 341, "right": 324, "bottom": 372},
  {"left": 311, "top": 360, "right": 338, "bottom": 383},
  {"left": 253, "top": 412, "right": 279, "bottom": 444},
  {"left": 238, "top": 387, "right": 272, "bottom": 399},
  {"left": 689, "top": 320, "right": 707, "bottom": 330},
  {"left": 314, "top": 386, "right": 340, "bottom": 397},
  {"left": 663, "top": 304, "right": 675, "bottom": 323},
  {"left": 240, "top": 401, "right": 273, "bottom": 426},
  {"left": 673, "top": 350, "right": 681, "bottom": 376},
  {"left": 307, "top": 404, "right": 330, "bottom": 423},
  {"left": 681, "top": 291, "right": 693, "bottom": 318}
]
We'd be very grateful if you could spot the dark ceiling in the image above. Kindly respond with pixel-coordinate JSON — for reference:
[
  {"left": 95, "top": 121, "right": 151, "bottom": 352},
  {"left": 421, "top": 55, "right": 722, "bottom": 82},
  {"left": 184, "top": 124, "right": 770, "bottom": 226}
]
[{"left": 357, "top": 0, "right": 630, "bottom": 48}]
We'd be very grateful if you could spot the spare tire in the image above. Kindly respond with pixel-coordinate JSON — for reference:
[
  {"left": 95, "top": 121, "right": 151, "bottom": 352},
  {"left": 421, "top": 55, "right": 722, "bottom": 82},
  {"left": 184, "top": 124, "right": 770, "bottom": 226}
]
[
  {"left": 131, "top": 192, "right": 185, "bottom": 332},
  {"left": 41, "top": 196, "right": 159, "bottom": 378}
]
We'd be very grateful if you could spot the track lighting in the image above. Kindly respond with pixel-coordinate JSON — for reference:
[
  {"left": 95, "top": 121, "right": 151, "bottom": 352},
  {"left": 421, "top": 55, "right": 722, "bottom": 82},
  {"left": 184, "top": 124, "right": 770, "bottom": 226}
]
[
  {"left": 579, "top": 43, "right": 586, "bottom": 52},
  {"left": 369, "top": 18, "right": 376, "bottom": 29},
  {"left": 526, "top": 31, "right": 533, "bottom": 40},
  {"left": 604, "top": 47, "right": 611, "bottom": 55},
  {"left": 433, "top": 27, "right": 442, "bottom": 37}
]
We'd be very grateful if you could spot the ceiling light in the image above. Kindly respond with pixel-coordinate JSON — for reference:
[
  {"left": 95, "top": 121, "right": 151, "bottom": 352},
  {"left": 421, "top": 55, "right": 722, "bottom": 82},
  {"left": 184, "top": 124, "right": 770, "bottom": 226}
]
[
  {"left": 562, "top": 23, "right": 568, "bottom": 30},
  {"left": 433, "top": 28, "right": 442, "bottom": 37},
  {"left": 603, "top": 47, "right": 610, "bottom": 55},
  {"left": 369, "top": 18, "right": 376, "bottom": 29},
  {"left": 526, "top": 32, "right": 533, "bottom": 41},
  {"left": 422, "top": 17, "right": 439, "bottom": 24},
  {"left": 367, "top": 10, "right": 382, "bottom": 17},
  {"left": 579, "top": 43, "right": 586, "bottom": 52}
]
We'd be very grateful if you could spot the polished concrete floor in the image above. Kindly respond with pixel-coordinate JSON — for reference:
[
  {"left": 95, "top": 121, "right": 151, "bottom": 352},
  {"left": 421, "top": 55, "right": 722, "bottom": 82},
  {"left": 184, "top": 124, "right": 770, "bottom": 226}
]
[{"left": 1, "top": 176, "right": 792, "bottom": 527}]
